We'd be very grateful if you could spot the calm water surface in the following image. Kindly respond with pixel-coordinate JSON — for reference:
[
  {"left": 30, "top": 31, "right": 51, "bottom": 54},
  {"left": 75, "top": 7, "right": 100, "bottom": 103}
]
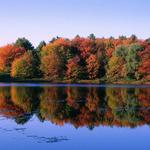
[{"left": 0, "top": 83, "right": 150, "bottom": 150}]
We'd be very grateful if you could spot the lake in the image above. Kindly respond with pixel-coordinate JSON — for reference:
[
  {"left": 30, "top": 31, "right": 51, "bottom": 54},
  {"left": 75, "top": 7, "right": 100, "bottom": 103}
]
[{"left": 0, "top": 83, "right": 150, "bottom": 150}]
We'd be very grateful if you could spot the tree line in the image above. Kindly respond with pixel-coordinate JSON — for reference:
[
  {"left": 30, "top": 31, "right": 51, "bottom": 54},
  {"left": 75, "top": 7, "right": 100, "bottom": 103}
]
[{"left": 0, "top": 34, "right": 149, "bottom": 82}]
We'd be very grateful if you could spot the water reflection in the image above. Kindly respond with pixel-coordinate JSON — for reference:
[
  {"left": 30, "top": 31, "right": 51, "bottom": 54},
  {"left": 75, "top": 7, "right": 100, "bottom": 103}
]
[{"left": 0, "top": 86, "right": 150, "bottom": 129}]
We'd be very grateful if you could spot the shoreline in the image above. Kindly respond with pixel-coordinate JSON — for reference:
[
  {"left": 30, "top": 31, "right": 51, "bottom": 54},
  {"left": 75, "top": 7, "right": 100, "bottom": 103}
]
[{"left": 0, "top": 78, "right": 150, "bottom": 85}]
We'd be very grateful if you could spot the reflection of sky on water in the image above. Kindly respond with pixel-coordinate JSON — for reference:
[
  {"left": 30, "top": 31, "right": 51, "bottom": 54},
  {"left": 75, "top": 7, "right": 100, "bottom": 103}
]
[{"left": 0, "top": 115, "right": 150, "bottom": 150}]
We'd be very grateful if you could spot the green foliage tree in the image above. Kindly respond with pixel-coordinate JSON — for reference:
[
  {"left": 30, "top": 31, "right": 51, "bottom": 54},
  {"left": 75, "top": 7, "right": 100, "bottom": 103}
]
[
  {"left": 15, "top": 37, "right": 34, "bottom": 50},
  {"left": 106, "top": 56, "right": 125, "bottom": 81},
  {"left": 145, "top": 38, "right": 150, "bottom": 45},
  {"left": 130, "top": 34, "right": 137, "bottom": 42},
  {"left": 114, "top": 45, "right": 128, "bottom": 58},
  {"left": 36, "top": 41, "right": 46, "bottom": 51},
  {"left": 119, "top": 35, "right": 127, "bottom": 40},
  {"left": 88, "top": 33, "right": 96, "bottom": 40},
  {"left": 11, "top": 51, "right": 39, "bottom": 78},
  {"left": 125, "top": 43, "right": 142, "bottom": 79}
]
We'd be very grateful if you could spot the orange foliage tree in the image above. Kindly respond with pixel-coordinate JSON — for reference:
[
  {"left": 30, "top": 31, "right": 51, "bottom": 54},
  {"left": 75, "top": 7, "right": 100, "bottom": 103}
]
[
  {"left": 86, "top": 54, "right": 100, "bottom": 79},
  {"left": 0, "top": 45, "right": 25, "bottom": 73}
]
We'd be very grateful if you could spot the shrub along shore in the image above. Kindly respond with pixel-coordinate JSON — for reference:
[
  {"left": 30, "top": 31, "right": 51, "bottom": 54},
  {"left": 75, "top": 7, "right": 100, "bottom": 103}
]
[{"left": 0, "top": 34, "right": 149, "bottom": 84}]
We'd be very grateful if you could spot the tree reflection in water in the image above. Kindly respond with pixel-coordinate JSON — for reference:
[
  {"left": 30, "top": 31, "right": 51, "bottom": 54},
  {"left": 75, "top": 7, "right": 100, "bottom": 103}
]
[{"left": 0, "top": 86, "right": 149, "bottom": 129}]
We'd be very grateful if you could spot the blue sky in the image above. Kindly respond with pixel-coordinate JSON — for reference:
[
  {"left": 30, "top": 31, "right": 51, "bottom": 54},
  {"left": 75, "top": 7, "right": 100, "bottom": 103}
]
[{"left": 0, "top": 0, "right": 150, "bottom": 46}]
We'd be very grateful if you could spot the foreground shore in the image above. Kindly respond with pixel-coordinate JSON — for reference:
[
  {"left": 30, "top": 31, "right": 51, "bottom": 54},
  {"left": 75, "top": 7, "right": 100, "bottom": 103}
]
[{"left": 0, "top": 78, "right": 149, "bottom": 85}]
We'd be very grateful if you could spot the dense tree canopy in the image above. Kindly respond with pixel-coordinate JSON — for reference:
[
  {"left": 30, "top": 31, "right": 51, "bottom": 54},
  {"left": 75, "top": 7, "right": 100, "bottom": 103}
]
[{"left": 0, "top": 35, "right": 149, "bottom": 82}]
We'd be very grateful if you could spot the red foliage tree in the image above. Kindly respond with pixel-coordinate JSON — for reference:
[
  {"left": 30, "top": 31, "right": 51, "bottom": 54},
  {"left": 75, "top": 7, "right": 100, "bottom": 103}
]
[
  {"left": 86, "top": 54, "right": 100, "bottom": 79},
  {"left": 0, "top": 45, "right": 25, "bottom": 73},
  {"left": 138, "top": 44, "right": 150, "bottom": 80},
  {"left": 71, "top": 37, "right": 94, "bottom": 58},
  {"left": 66, "top": 56, "right": 83, "bottom": 81}
]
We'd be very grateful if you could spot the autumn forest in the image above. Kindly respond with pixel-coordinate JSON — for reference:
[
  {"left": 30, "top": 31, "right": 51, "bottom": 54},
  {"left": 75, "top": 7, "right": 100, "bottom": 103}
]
[{"left": 0, "top": 34, "right": 150, "bottom": 83}]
